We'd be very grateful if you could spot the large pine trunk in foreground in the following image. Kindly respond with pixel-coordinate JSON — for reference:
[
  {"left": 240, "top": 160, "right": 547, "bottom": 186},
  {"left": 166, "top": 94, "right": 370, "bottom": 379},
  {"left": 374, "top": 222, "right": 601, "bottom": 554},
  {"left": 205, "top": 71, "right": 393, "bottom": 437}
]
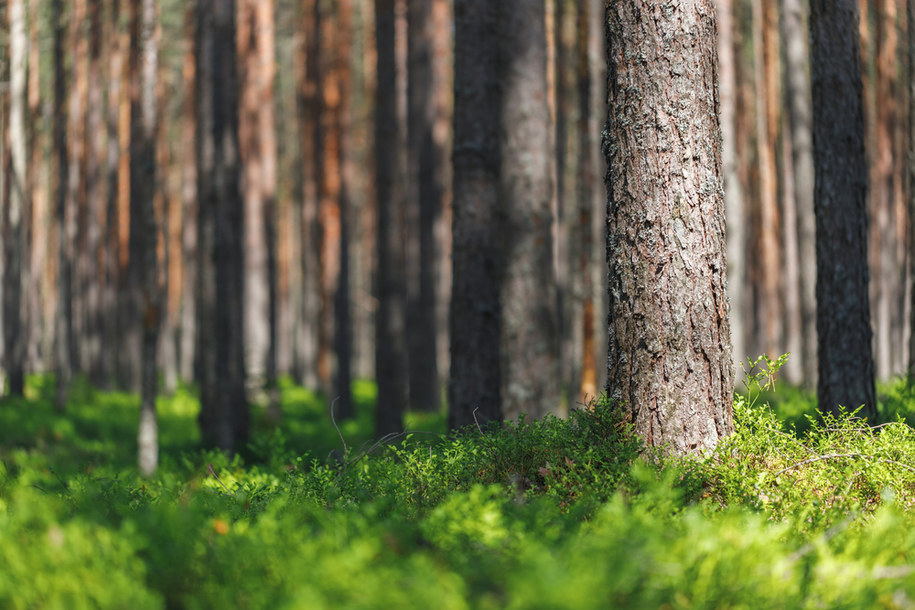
[
  {"left": 809, "top": 0, "right": 876, "bottom": 418},
  {"left": 605, "top": 0, "right": 734, "bottom": 455},
  {"left": 196, "top": 0, "right": 249, "bottom": 452}
]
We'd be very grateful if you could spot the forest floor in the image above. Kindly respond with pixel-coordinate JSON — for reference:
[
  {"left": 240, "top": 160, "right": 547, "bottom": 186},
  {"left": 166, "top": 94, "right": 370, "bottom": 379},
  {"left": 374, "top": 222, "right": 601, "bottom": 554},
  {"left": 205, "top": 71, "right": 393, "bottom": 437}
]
[{"left": 2, "top": 364, "right": 915, "bottom": 608}]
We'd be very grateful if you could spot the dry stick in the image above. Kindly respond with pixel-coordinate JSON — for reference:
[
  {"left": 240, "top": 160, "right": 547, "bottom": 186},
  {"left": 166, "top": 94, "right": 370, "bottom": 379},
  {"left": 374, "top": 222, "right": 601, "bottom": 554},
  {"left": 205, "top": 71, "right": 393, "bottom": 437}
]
[{"left": 329, "top": 397, "right": 349, "bottom": 459}]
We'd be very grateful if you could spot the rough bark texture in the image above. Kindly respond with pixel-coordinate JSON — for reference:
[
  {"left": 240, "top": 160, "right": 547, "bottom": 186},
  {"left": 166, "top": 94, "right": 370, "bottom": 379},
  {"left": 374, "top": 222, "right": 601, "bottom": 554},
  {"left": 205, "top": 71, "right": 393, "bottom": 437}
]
[
  {"left": 405, "top": 0, "right": 443, "bottom": 413},
  {"left": 781, "top": 0, "right": 817, "bottom": 388},
  {"left": 196, "top": 0, "right": 249, "bottom": 452},
  {"left": 449, "top": 0, "right": 502, "bottom": 429},
  {"left": 500, "top": 0, "right": 560, "bottom": 421},
  {"left": 605, "top": 0, "right": 734, "bottom": 455},
  {"left": 4, "top": 0, "right": 28, "bottom": 396},
  {"left": 375, "top": 0, "right": 408, "bottom": 436},
  {"left": 809, "top": 0, "right": 876, "bottom": 418}
]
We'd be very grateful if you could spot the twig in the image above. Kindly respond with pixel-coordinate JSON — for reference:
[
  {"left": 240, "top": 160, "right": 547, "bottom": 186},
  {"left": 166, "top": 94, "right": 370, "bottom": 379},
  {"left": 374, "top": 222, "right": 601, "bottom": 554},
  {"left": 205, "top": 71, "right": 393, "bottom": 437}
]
[
  {"left": 329, "top": 397, "right": 349, "bottom": 460},
  {"left": 206, "top": 463, "right": 231, "bottom": 494},
  {"left": 774, "top": 453, "right": 915, "bottom": 477}
]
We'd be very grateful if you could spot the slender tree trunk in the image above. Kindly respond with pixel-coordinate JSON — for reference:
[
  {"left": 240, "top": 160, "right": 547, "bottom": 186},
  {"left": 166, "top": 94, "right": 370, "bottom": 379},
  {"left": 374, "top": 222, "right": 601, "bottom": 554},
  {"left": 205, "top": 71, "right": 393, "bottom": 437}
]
[
  {"left": 405, "top": 0, "right": 443, "bottom": 413},
  {"left": 908, "top": 0, "right": 915, "bottom": 383},
  {"left": 4, "top": 0, "right": 29, "bottom": 396},
  {"left": 53, "top": 0, "right": 74, "bottom": 410},
  {"left": 809, "top": 0, "right": 876, "bottom": 418},
  {"left": 449, "top": 0, "right": 502, "bottom": 429},
  {"left": 178, "top": 4, "right": 197, "bottom": 384},
  {"left": 781, "top": 0, "right": 818, "bottom": 388},
  {"left": 26, "top": 0, "right": 45, "bottom": 375},
  {"left": 196, "top": 0, "right": 249, "bottom": 452},
  {"left": 716, "top": 0, "right": 746, "bottom": 379},
  {"left": 296, "top": 0, "right": 321, "bottom": 390},
  {"left": 130, "top": 0, "right": 159, "bottom": 476},
  {"left": 605, "top": 0, "right": 734, "bottom": 455},
  {"left": 375, "top": 0, "right": 408, "bottom": 436},
  {"left": 576, "top": 0, "right": 597, "bottom": 405}
]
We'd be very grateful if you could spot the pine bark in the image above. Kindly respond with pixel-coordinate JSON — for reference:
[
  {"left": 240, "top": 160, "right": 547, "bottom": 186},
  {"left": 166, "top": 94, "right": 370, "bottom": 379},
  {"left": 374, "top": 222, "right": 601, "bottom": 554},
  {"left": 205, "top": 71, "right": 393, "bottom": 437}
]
[
  {"left": 809, "top": 0, "right": 876, "bottom": 418},
  {"left": 449, "top": 0, "right": 502, "bottom": 429},
  {"left": 196, "top": 0, "right": 249, "bottom": 452},
  {"left": 605, "top": 0, "right": 734, "bottom": 454}
]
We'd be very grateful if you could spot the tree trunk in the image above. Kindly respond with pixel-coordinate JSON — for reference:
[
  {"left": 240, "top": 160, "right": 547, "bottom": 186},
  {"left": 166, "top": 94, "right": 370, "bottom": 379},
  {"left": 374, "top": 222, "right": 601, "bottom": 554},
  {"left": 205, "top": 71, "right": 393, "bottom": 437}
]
[
  {"left": 4, "top": 0, "right": 29, "bottom": 397},
  {"left": 809, "top": 0, "right": 876, "bottom": 418},
  {"left": 374, "top": 0, "right": 408, "bottom": 436},
  {"left": 449, "top": 0, "right": 502, "bottom": 429},
  {"left": 908, "top": 0, "right": 915, "bottom": 382},
  {"left": 238, "top": 0, "right": 278, "bottom": 407},
  {"left": 781, "top": 0, "right": 817, "bottom": 388},
  {"left": 53, "top": 0, "right": 74, "bottom": 411},
  {"left": 130, "top": 0, "right": 159, "bottom": 476},
  {"left": 196, "top": 0, "right": 249, "bottom": 452},
  {"left": 605, "top": 0, "right": 734, "bottom": 455},
  {"left": 716, "top": 0, "right": 746, "bottom": 380},
  {"left": 179, "top": 4, "right": 197, "bottom": 384},
  {"left": 405, "top": 0, "right": 443, "bottom": 413},
  {"left": 500, "top": 0, "right": 560, "bottom": 421}
]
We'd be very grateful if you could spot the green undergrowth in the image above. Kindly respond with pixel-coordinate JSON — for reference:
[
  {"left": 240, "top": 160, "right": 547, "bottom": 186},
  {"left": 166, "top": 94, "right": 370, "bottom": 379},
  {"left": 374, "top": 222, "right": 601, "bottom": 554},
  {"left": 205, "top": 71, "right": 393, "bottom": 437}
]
[{"left": 3, "top": 368, "right": 915, "bottom": 607}]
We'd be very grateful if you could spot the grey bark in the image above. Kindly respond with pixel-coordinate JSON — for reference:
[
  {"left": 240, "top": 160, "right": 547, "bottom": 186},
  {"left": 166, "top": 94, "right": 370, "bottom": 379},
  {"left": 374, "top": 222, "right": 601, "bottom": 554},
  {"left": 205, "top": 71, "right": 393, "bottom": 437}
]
[
  {"left": 405, "top": 0, "right": 443, "bottom": 413},
  {"left": 448, "top": 0, "right": 502, "bottom": 429},
  {"left": 130, "top": 0, "right": 159, "bottom": 477},
  {"left": 375, "top": 0, "right": 408, "bottom": 436},
  {"left": 3, "top": 0, "right": 28, "bottom": 396},
  {"left": 196, "top": 0, "right": 249, "bottom": 452},
  {"left": 781, "top": 0, "right": 817, "bottom": 387},
  {"left": 809, "top": 0, "right": 876, "bottom": 418},
  {"left": 909, "top": 0, "right": 915, "bottom": 382},
  {"left": 500, "top": 0, "right": 560, "bottom": 421},
  {"left": 605, "top": 0, "right": 734, "bottom": 455}
]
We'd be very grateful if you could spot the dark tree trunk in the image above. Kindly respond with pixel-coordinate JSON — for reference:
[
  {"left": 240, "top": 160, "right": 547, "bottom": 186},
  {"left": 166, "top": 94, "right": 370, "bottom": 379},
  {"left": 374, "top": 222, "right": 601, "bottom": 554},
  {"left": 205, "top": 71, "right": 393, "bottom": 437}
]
[
  {"left": 375, "top": 0, "right": 408, "bottom": 436},
  {"left": 605, "top": 0, "right": 734, "bottom": 455},
  {"left": 448, "top": 0, "right": 502, "bottom": 429},
  {"left": 196, "top": 0, "right": 249, "bottom": 452},
  {"left": 4, "top": 0, "right": 28, "bottom": 397},
  {"left": 405, "top": 0, "right": 443, "bottom": 413},
  {"left": 809, "top": 0, "right": 876, "bottom": 418},
  {"left": 129, "top": 0, "right": 159, "bottom": 476}
]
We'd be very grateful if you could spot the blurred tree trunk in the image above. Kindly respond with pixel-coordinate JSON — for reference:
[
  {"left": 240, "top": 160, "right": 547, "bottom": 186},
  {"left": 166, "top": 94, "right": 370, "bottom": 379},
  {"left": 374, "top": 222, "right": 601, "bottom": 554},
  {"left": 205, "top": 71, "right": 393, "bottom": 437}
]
[
  {"left": 238, "top": 0, "right": 279, "bottom": 412},
  {"left": 405, "top": 0, "right": 443, "bottom": 413},
  {"left": 178, "top": 4, "right": 197, "bottom": 384},
  {"left": 296, "top": 0, "right": 321, "bottom": 390},
  {"left": 129, "top": 0, "right": 159, "bottom": 476},
  {"left": 781, "top": 0, "right": 817, "bottom": 388},
  {"left": 449, "top": 0, "right": 502, "bottom": 429},
  {"left": 196, "top": 0, "right": 249, "bottom": 452},
  {"left": 605, "top": 0, "right": 734, "bottom": 455},
  {"left": 83, "top": 0, "right": 104, "bottom": 385},
  {"left": 3, "top": 0, "right": 29, "bottom": 397},
  {"left": 501, "top": 0, "right": 560, "bottom": 421},
  {"left": 575, "top": 0, "right": 597, "bottom": 405},
  {"left": 809, "top": 0, "right": 876, "bottom": 418},
  {"left": 238, "top": 0, "right": 278, "bottom": 407},
  {"left": 716, "top": 0, "right": 746, "bottom": 379},
  {"left": 53, "top": 0, "right": 74, "bottom": 411},
  {"left": 26, "top": 0, "right": 45, "bottom": 377},
  {"left": 908, "top": 0, "right": 915, "bottom": 382},
  {"left": 375, "top": 0, "right": 408, "bottom": 435}
]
